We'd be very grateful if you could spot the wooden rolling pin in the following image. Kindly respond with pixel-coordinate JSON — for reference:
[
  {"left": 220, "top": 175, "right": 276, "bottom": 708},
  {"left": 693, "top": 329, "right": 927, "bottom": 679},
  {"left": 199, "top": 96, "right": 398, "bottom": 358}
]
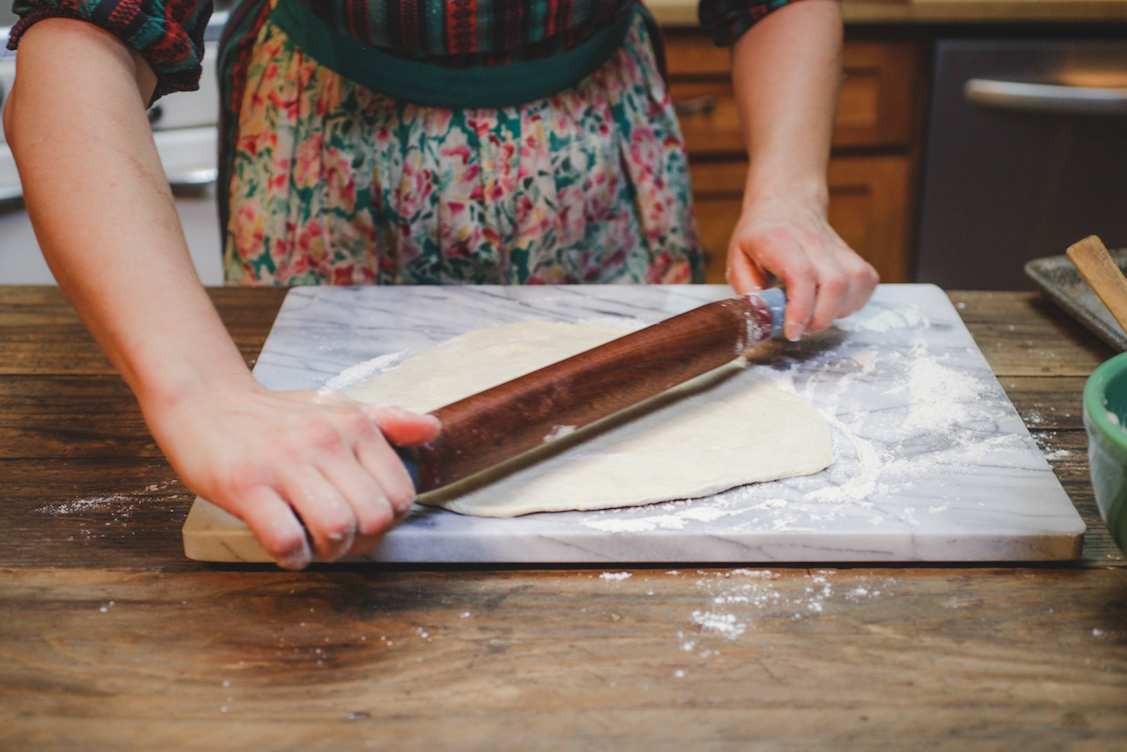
[{"left": 397, "top": 288, "right": 786, "bottom": 492}]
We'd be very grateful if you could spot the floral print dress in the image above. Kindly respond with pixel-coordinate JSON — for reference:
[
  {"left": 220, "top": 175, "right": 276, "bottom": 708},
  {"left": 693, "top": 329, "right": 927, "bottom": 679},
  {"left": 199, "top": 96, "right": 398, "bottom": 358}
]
[{"left": 224, "top": 4, "right": 701, "bottom": 285}]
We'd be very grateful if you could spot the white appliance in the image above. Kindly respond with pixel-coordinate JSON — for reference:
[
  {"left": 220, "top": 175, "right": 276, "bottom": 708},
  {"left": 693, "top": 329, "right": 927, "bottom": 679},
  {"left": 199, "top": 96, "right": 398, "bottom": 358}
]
[{"left": 0, "top": 28, "right": 227, "bottom": 285}]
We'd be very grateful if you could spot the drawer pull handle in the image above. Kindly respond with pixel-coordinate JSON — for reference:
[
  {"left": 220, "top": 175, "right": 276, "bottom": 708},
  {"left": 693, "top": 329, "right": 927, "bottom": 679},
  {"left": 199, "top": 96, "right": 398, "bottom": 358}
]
[
  {"left": 674, "top": 95, "right": 718, "bottom": 116},
  {"left": 166, "top": 167, "right": 219, "bottom": 190},
  {"left": 965, "top": 78, "right": 1127, "bottom": 115}
]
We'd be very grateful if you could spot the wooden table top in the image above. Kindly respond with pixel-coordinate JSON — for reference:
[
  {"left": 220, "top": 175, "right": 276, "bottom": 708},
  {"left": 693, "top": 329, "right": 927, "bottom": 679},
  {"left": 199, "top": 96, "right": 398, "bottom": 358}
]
[{"left": 2, "top": 286, "right": 1125, "bottom": 749}]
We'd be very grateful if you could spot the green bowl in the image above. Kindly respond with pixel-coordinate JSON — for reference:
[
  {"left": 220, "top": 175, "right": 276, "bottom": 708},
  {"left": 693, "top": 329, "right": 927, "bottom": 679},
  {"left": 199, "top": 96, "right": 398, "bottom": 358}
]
[{"left": 1084, "top": 351, "right": 1127, "bottom": 551}]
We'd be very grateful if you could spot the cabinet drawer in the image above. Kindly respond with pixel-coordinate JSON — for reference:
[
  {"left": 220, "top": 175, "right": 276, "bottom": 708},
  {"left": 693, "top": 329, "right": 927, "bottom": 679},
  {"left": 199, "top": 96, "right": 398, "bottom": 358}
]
[
  {"left": 666, "top": 36, "right": 922, "bottom": 151},
  {"left": 690, "top": 155, "right": 912, "bottom": 284}
]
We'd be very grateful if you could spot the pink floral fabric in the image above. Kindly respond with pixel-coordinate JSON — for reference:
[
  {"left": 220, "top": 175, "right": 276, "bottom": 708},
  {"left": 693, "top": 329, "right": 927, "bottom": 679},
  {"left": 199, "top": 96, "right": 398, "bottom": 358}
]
[{"left": 224, "top": 10, "right": 702, "bottom": 285}]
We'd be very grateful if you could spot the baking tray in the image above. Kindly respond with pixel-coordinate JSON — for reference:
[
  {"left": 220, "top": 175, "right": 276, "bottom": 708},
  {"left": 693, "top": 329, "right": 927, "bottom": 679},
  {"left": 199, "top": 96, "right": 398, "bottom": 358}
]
[{"left": 1025, "top": 249, "right": 1127, "bottom": 352}]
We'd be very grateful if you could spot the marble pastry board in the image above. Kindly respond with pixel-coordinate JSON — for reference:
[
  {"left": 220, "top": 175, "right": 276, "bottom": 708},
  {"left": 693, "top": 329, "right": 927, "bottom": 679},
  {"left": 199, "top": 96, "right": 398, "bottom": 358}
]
[{"left": 182, "top": 284, "right": 1084, "bottom": 563}]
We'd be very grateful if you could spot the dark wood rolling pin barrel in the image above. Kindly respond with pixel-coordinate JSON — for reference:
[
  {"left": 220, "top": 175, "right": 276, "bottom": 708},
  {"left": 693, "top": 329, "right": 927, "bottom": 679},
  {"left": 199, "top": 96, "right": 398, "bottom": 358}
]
[{"left": 397, "top": 288, "right": 787, "bottom": 492}]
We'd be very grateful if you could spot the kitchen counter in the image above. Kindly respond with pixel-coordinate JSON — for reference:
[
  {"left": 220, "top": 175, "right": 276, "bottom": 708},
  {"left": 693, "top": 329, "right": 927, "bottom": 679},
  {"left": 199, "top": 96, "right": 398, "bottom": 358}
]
[
  {"left": 2, "top": 286, "right": 1126, "bottom": 747},
  {"left": 648, "top": 0, "right": 1127, "bottom": 25}
]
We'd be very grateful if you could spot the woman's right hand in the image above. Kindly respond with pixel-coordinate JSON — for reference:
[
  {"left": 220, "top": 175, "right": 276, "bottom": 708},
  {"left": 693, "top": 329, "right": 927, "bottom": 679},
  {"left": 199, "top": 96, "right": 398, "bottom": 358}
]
[
  {"left": 146, "top": 385, "right": 441, "bottom": 569},
  {"left": 7, "top": 20, "right": 444, "bottom": 570}
]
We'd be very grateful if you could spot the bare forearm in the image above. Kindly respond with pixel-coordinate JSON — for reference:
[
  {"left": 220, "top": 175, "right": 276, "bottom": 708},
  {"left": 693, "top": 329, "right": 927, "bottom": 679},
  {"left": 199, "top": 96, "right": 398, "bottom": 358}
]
[
  {"left": 731, "top": 0, "right": 842, "bottom": 210},
  {"left": 724, "top": 1, "right": 874, "bottom": 338},
  {"left": 5, "top": 20, "right": 253, "bottom": 413},
  {"left": 4, "top": 19, "right": 449, "bottom": 569}
]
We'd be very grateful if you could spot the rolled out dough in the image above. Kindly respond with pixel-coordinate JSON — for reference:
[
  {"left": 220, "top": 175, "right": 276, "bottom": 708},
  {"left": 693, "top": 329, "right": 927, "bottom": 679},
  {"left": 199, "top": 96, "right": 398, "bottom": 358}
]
[{"left": 345, "top": 321, "right": 833, "bottom": 517}]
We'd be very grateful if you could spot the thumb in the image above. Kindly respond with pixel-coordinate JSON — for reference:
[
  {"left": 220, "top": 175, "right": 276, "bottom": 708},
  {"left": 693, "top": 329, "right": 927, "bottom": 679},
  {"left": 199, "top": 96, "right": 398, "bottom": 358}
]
[
  {"left": 726, "top": 247, "right": 769, "bottom": 294},
  {"left": 364, "top": 405, "right": 441, "bottom": 446}
]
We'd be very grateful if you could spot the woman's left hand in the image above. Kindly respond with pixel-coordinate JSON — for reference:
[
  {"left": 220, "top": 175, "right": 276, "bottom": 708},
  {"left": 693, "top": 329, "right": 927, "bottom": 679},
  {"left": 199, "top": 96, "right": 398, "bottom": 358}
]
[{"left": 725, "top": 196, "right": 879, "bottom": 342}]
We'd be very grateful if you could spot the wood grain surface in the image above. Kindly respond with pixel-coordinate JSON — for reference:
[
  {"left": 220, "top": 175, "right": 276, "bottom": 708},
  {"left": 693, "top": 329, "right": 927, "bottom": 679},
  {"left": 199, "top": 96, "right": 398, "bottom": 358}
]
[{"left": 2, "top": 286, "right": 1126, "bottom": 749}]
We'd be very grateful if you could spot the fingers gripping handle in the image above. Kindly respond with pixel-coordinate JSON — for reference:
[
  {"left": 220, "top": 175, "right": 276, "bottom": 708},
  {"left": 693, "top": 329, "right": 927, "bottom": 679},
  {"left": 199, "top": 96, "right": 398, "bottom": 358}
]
[{"left": 395, "top": 445, "right": 422, "bottom": 490}]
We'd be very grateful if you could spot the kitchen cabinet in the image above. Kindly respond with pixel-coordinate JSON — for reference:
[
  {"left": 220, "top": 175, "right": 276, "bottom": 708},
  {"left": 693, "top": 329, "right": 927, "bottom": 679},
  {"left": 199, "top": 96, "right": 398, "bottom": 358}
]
[
  {"left": 665, "top": 31, "right": 926, "bottom": 283},
  {"left": 690, "top": 156, "right": 912, "bottom": 283}
]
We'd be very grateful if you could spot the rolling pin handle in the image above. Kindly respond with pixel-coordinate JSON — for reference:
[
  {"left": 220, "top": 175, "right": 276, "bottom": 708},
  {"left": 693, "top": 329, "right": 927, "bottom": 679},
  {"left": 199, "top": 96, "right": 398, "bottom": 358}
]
[
  {"left": 753, "top": 287, "right": 787, "bottom": 339},
  {"left": 394, "top": 445, "right": 422, "bottom": 490}
]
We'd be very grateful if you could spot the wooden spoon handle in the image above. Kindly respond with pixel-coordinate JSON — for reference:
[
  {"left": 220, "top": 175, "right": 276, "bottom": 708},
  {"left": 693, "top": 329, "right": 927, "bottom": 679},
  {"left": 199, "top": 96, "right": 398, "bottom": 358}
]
[
  {"left": 399, "top": 289, "right": 786, "bottom": 493},
  {"left": 1066, "top": 235, "right": 1127, "bottom": 333}
]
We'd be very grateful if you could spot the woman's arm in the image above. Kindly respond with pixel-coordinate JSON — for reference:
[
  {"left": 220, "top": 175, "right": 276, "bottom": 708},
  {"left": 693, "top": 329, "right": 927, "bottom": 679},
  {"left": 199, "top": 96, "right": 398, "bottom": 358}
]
[
  {"left": 725, "top": 0, "right": 878, "bottom": 341},
  {"left": 6, "top": 19, "right": 437, "bottom": 567}
]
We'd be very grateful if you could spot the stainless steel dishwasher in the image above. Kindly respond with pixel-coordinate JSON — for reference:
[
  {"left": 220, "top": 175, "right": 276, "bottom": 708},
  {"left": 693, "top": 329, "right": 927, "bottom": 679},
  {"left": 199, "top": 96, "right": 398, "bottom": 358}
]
[{"left": 916, "top": 39, "right": 1127, "bottom": 290}]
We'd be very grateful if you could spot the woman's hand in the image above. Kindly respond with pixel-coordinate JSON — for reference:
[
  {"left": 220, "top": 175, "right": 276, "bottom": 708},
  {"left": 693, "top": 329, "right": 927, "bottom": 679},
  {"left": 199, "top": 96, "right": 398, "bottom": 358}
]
[
  {"left": 726, "top": 196, "right": 879, "bottom": 341},
  {"left": 147, "top": 385, "right": 440, "bottom": 569},
  {"left": 723, "top": 0, "right": 872, "bottom": 339}
]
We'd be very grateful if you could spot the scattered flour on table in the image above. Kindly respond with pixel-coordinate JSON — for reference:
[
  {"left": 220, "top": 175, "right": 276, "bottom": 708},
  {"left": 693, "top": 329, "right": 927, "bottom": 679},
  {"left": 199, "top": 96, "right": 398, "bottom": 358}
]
[
  {"left": 835, "top": 305, "right": 928, "bottom": 333},
  {"left": 584, "top": 501, "right": 744, "bottom": 533},
  {"left": 599, "top": 572, "right": 633, "bottom": 581},
  {"left": 36, "top": 479, "right": 181, "bottom": 530},
  {"left": 318, "top": 351, "right": 406, "bottom": 396},
  {"left": 41, "top": 495, "right": 132, "bottom": 515},
  {"left": 805, "top": 413, "right": 884, "bottom": 503},
  {"left": 690, "top": 611, "right": 746, "bottom": 640},
  {"left": 677, "top": 570, "right": 897, "bottom": 661},
  {"left": 901, "top": 345, "right": 984, "bottom": 431},
  {"left": 853, "top": 350, "right": 879, "bottom": 375}
]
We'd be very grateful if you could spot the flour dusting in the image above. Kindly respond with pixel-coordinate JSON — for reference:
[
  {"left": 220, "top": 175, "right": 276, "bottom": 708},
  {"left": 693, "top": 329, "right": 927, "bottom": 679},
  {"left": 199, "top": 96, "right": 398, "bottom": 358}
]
[
  {"left": 677, "top": 570, "right": 897, "bottom": 660},
  {"left": 39, "top": 495, "right": 132, "bottom": 515},
  {"left": 584, "top": 501, "right": 743, "bottom": 532},
  {"left": 853, "top": 350, "right": 879, "bottom": 375},
  {"left": 544, "top": 424, "right": 577, "bottom": 443},
  {"left": 836, "top": 305, "right": 928, "bottom": 333},
  {"left": 36, "top": 479, "right": 180, "bottom": 525},
  {"left": 599, "top": 572, "right": 633, "bottom": 581},
  {"left": 902, "top": 346, "right": 984, "bottom": 431},
  {"left": 690, "top": 610, "right": 747, "bottom": 639},
  {"left": 806, "top": 413, "right": 883, "bottom": 503},
  {"left": 319, "top": 351, "right": 406, "bottom": 396}
]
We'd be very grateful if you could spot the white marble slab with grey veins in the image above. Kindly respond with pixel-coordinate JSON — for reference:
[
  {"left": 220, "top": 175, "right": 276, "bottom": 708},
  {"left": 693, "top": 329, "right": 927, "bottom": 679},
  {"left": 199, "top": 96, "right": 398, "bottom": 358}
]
[{"left": 184, "top": 284, "right": 1084, "bottom": 563}]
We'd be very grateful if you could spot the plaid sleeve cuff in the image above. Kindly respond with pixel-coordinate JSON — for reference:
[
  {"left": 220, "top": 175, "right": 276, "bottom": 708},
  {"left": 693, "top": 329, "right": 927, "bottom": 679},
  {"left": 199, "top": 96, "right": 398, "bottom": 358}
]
[
  {"left": 698, "top": 0, "right": 796, "bottom": 46},
  {"left": 7, "top": 0, "right": 212, "bottom": 102}
]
